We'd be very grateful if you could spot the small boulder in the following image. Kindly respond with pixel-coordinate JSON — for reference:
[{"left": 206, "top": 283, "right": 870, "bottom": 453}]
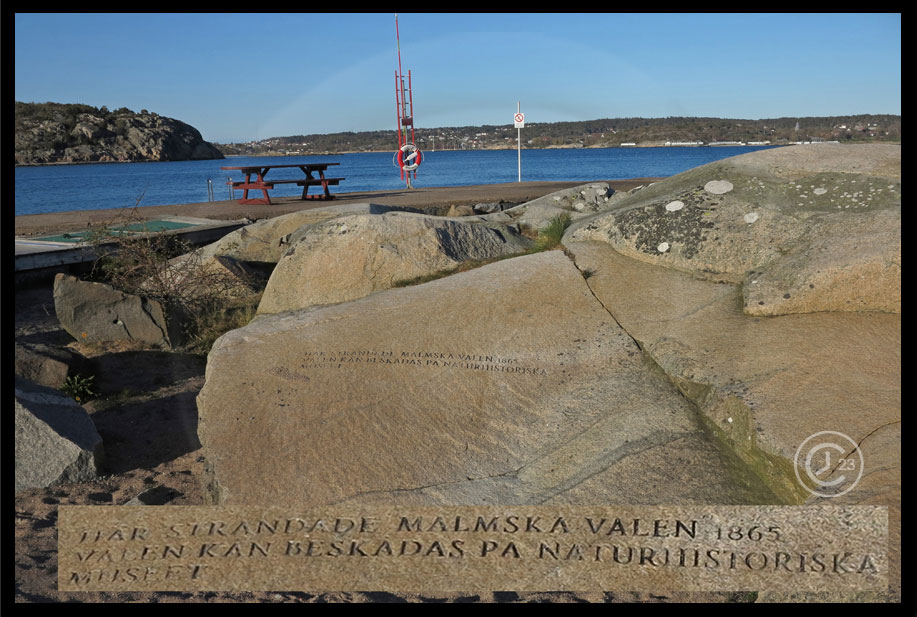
[
  {"left": 472, "top": 201, "right": 516, "bottom": 214},
  {"left": 54, "top": 273, "right": 179, "bottom": 349},
  {"left": 445, "top": 204, "right": 476, "bottom": 217},
  {"left": 15, "top": 377, "right": 104, "bottom": 493},
  {"left": 14, "top": 343, "right": 80, "bottom": 388}
]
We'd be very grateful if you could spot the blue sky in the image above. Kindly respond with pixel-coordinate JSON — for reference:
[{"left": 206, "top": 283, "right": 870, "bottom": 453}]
[{"left": 14, "top": 13, "right": 901, "bottom": 143}]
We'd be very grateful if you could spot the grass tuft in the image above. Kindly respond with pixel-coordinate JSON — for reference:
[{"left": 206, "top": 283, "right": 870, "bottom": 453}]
[{"left": 532, "top": 212, "right": 573, "bottom": 252}]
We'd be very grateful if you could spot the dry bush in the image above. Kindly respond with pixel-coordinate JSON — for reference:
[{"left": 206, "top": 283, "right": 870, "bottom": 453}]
[{"left": 84, "top": 203, "right": 262, "bottom": 353}]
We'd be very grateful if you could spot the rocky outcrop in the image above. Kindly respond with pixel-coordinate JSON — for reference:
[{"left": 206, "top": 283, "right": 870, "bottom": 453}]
[
  {"left": 564, "top": 144, "right": 901, "bottom": 316},
  {"left": 53, "top": 273, "right": 181, "bottom": 350},
  {"left": 560, "top": 144, "right": 901, "bottom": 598},
  {"left": 14, "top": 102, "right": 223, "bottom": 165},
  {"left": 565, "top": 240, "right": 901, "bottom": 598},
  {"left": 477, "top": 183, "right": 625, "bottom": 231},
  {"left": 256, "top": 211, "right": 533, "bottom": 315},
  {"left": 15, "top": 377, "right": 104, "bottom": 493},
  {"left": 193, "top": 143, "right": 900, "bottom": 600}
]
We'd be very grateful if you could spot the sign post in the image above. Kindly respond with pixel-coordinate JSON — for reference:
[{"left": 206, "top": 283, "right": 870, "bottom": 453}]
[{"left": 514, "top": 103, "right": 525, "bottom": 182}]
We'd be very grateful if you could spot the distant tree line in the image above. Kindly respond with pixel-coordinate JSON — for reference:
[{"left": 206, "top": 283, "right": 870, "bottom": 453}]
[
  {"left": 214, "top": 114, "right": 901, "bottom": 155},
  {"left": 15, "top": 101, "right": 155, "bottom": 124}
]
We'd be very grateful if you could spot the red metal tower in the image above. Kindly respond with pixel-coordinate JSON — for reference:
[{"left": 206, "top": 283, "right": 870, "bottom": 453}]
[{"left": 394, "top": 14, "right": 421, "bottom": 188}]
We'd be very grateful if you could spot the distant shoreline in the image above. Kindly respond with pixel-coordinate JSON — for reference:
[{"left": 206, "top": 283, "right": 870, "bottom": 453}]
[{"left": 15, "top": 142, "right": 878, "bottom": 167}]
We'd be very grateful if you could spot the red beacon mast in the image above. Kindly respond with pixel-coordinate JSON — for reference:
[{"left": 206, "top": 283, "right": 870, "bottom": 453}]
[{"left": 394, "top": 14, "right": 421, "bottom": 188}]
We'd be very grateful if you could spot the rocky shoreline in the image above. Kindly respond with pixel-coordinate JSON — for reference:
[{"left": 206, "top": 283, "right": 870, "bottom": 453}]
[
  {"left": 14, "top": 102, "right": 223, "bottom": 166},
  {"left": 14, "top": 145, "right": 901, "bottom": 603}
]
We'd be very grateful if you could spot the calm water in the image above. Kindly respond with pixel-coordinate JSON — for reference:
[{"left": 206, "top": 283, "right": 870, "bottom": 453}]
[{"left": 15, "top": 146, "right": 779, "bottom": 216}]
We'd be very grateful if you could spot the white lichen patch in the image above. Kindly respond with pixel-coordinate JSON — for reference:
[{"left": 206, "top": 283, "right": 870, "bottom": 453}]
[
  {"left": 665, "top": 200, "right": 685, "bottom": 212},
  {"left": 704, "top": 180, "right": 734, "bottom": 195},
  {"left": 813, "top": 188, "right": 827, "bottom": 195},
  {"left": 743, "top": 212, "right": 760, "bottom": 224},
  {"left": 657, "top": 242, "right": 670, "bottom": 253}
]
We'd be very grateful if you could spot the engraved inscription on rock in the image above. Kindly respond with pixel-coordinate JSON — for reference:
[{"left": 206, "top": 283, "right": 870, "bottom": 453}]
[
  {"left": 196, "top": 252, "right": 775, "bottom": 508},
  {"left": 58, "top": 506, "right": 888, "bottom": 593}
]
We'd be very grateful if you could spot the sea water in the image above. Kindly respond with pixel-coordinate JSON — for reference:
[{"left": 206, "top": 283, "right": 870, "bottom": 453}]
[{"left": 14, "top": 146, "right": 778, "bottom": 216}]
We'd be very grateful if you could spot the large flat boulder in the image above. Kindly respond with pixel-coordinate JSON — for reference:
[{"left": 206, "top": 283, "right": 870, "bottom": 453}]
[
  {"left": 15, "top": 377, "right": 104, "bottom": 493},
  {"left": 565, "top": 240, "right": 901, "bottom": 598},
  {"left": 741, "top": 207, "right": 900, "bottom": 315},
  {"left": 198, "top": 250, "right": 772, "bottom": 508},
  {"left": 256, "top": 212, "right": 534, "bottom": 315},
  {"left": 564, "top": 144, "right": 901, "bottom": 315},
  {"left": 54, "top": 274, "right": 180, "bottom": 349}
]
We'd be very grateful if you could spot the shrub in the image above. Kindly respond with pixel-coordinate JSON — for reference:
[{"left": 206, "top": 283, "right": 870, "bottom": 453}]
[{"left": 85, "top": 200, "right": 262, "bottom": 353}]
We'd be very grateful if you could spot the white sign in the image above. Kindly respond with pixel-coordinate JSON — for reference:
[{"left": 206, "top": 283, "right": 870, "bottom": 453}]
[{"left": 514, "top": 112, "right": 525, "bottom": 128}]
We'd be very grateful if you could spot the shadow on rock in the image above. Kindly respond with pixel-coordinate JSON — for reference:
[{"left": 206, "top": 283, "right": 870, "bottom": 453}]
[
  {"left": 87, "top": 350, "right": 206, "bottom": 395},
  {"left": 92, "top": 389, "right": 202, "bottom": 474},
  {"left": 16, "top": 329, "right": 75, "bottom": 348}
]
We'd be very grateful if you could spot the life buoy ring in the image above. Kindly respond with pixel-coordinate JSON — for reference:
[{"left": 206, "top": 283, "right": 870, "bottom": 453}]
[{"left": 397, "top": 143, "right": 422, "bottom": 171}]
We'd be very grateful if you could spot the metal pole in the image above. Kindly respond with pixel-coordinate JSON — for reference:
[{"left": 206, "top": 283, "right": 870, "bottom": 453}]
[{"left": 517, "top": 101, "right": 521, "bottom": 183}]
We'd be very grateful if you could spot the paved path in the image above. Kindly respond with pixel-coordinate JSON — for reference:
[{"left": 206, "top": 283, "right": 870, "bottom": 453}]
[{"left": 15, "top": 179, "right": 662, "bottom": 237}]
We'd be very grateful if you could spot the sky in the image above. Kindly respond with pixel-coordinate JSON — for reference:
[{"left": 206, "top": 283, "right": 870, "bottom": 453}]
[{"left": 14, "top": 13, "right": 901, "bottom": 144}]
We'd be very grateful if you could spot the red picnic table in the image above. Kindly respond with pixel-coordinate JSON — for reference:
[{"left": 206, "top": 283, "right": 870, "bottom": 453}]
[{"left": 221, "top": 162, "right": 343, "bottom": 205}]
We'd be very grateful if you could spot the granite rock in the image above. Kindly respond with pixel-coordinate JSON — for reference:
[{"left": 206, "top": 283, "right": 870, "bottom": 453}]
[
  {"left": 256, "top": 211, "right": 533, "bottom": 315},
  {"left": 15, "top": 104, "right": 223, "bottom": 165},
  {"left": 199, "top": 251, "right": 772, "bottom": 508},
  {"left": 196, "top": 203, "right": 421, "bottom": 265},
  {"left": 54, "top": 273, "right": 179, "bottom": 349},
  {"left": 565, "top": 240, "right": 900, "bottom": 597},
  {"left": 14, "top": 342, "right": 80, "bottom": 388},
  {"left": 563, "top": 144, "right": 901, "bottom": 315},
  {"left": 15, "top": 377, "right": 104, "bottom": 493}
]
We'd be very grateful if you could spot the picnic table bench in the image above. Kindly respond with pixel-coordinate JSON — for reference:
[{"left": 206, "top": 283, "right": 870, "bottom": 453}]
[{"left": 222, "top": 163, "right": 343, "bottom": 205}]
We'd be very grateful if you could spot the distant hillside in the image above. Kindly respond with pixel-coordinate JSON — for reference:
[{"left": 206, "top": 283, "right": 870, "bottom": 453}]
[
  {"left": 14, "top": 102, "right": 224, "bottom": 165},
  {"left": 216, "top": 114, "right": 901, "bottom": 155}
]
